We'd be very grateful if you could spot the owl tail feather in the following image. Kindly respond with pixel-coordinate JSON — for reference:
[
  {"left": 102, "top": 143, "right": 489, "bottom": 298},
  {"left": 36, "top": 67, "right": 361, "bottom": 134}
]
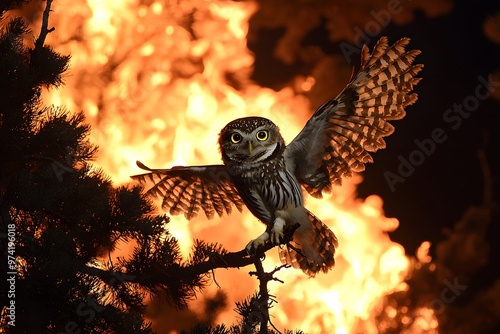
[{"left": 279, "top": 210, "right": 338, "bottom": 277}]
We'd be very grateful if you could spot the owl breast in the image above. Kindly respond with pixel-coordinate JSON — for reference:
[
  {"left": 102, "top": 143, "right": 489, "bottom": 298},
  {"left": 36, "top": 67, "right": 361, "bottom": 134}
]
[{"left": 228, "top": 157, "right": 303, "bottom": 225}]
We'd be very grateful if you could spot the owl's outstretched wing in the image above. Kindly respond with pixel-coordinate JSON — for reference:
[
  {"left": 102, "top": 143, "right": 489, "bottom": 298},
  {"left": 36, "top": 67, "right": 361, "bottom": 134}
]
[
  {"left": 131, "top": 161, "right": 243, "bottom": 220},
  {"left": 285, "top": 37, "right": 423, "bottom": 198}
]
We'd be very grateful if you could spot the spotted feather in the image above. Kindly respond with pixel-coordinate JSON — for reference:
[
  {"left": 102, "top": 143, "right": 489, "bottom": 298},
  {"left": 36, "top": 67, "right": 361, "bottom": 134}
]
[
  {"left": 279, "top": 210, "right": 338, "bottom": 277},
  {"left": 131, "top": 161, "right": 243, "bottom": 220},
  {"left": 285, "top": 36, "right": 423, "bottom": 198}
]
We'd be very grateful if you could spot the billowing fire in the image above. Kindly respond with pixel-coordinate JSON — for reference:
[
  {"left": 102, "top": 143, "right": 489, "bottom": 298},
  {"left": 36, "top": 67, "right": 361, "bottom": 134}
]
[{"left": 40, "top": 0, "right": 436, "bottom": 332}]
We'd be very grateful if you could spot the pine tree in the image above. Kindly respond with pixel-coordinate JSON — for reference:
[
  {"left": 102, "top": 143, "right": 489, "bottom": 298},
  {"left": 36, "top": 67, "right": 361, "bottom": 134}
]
[{"left": 0, "top": 1, "right": 303, "bottom": 333}]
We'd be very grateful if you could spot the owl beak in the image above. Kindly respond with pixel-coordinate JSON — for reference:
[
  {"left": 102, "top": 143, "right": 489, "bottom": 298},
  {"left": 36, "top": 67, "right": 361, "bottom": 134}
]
[{"left": 247, "top": 141, "right": 253, "bottom": 155}]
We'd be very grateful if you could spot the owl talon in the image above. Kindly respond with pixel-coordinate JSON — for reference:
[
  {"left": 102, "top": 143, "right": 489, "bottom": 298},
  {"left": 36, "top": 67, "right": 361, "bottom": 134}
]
[
  {"left": 245, "top": 231, "right": 269, "bottom": 253},
  {"left": 270, "top": 229, "right": 284, "bottom": 244},
  {"left": 270, "top": 217, "right": 285, "bottom": 244}
]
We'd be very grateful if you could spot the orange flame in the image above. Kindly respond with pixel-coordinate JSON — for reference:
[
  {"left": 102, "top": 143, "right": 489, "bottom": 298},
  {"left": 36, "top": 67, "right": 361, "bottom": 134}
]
[{"left": 42, "top": 0, "right": 437, "bottom": 332}]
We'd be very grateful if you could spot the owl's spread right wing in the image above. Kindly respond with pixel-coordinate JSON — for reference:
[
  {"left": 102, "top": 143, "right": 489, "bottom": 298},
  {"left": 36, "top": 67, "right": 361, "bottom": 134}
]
[
  {"left": 131, "top": 161, "right": 243, "bottom": 220},
  {"left": 284, "top": 37, "right": 423, "bottom": 198}
]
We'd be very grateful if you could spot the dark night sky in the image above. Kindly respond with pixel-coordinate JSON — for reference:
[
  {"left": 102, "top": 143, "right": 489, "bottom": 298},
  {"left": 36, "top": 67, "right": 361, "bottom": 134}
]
[{"left": 249, "top": 0, "right": 500, "bottom": 260}]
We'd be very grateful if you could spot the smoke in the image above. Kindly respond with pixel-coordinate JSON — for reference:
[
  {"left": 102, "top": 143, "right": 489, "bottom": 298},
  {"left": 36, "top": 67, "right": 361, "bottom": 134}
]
[{"left": 483, "top": 11, "right": 500, "bottom": 101}]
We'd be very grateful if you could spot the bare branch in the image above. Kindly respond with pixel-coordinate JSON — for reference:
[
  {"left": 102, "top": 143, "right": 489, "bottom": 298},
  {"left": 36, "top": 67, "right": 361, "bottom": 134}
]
[
  {"left": 252, "top": 259, "right": 271, "bottom": 334},
  {"left": 249, "top": 261, "right": 288, "bottom": 334},
  {"left": 35, "top": 0, "right": 55, "bottom": 49}
]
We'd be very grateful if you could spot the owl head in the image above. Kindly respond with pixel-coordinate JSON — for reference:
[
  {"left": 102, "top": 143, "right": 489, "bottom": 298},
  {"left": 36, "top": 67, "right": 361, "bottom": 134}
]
[{"left": 218, "top": 116, "right": 285, "bottom": 165}]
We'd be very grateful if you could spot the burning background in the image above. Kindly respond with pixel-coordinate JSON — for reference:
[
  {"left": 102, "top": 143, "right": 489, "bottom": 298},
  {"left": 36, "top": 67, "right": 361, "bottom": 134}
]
[{"left": 1, "top": 0, "right": 500, "bottom": 333}]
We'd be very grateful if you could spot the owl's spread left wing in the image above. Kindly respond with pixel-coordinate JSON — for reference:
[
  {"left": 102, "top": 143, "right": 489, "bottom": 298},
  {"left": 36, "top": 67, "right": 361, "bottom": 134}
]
[
  {"left": 284, "top": 37, "right": 423, "bottom": 198},
  {"left": 131, "top": 161, "right": 243, "bottom": 220}
]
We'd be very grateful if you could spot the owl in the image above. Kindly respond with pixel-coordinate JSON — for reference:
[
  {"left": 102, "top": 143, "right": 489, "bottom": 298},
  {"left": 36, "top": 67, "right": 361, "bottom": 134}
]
[{"left": 131, "top": 37, "right": 422, "bottom": 276}]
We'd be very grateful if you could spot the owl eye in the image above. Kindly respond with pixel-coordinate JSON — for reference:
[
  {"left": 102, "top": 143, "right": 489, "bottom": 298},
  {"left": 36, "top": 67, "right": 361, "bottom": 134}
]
[
  {"left": 256, "top": 130, "right": 268, "bottom": 141},
  {"left": 230, "top": 133, "right": 242, "bottom": 144}
]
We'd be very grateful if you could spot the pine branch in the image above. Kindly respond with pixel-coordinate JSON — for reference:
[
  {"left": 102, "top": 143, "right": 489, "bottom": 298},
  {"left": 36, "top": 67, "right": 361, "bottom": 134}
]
[
  {"left": 0, "top": 0, "right": 30, "bottom": 13},
  {"left": 161, "top": 223, "right": 298, "bottom": 282},
  {"left": 79, "top": 224, "right": 299, "bottom": 290},
  {"left": 34, "top": 0, "right": 55, "bottom": 49}
]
